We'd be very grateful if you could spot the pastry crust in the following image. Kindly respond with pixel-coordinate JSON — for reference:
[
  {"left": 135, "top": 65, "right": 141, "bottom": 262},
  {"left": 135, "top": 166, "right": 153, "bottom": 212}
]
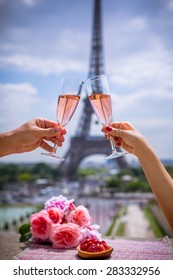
[{"left": 77, "top": 245, "right": 113, "bottom": 259}]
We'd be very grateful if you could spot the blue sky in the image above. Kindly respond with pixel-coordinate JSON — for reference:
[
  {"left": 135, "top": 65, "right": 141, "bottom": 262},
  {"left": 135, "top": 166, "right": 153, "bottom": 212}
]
[{"left": 0, "top": 0, "right": 173, "bottom": 164}]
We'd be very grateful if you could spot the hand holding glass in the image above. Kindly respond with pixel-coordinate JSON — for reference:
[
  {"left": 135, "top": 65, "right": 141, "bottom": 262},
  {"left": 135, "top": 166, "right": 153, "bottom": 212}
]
[
  {"left": 85, "top": 74, "right": 127, "bottom": 159},
  {"left": 42, "top": 77, "right": 83, "bottom": 160}
]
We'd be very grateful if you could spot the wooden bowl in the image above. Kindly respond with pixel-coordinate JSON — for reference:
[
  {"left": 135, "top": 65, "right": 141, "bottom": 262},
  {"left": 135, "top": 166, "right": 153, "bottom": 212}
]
[{"left": 77, "top": 245, "right": 113, "bottom": 259}]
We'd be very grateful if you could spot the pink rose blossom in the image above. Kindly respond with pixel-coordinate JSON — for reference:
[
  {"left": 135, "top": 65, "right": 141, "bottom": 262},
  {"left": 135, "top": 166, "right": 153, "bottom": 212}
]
[
  {"left": 50, "top": 223, "right": 82, "bottom": 249},
  {"left": 66, "top": 205, "right": 92, "bottom": 227},
  {"left": 47, "top": 207, "right": 63, "bottom": 224},
  {"left": 44, "top": 195, "right": 74, "bottom": 214},
  {"left": 30, "top": 210, "right": 52, "bottom": 240}
]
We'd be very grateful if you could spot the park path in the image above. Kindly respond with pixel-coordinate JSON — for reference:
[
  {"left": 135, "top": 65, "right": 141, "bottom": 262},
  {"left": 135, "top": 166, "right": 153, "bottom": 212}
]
[{"left": 124, "top": 204, "right": 155, "bottom": 238}]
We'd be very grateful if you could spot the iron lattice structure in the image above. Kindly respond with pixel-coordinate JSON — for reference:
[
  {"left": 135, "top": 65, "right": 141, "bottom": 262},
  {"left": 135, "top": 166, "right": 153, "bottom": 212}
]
[{"left": 59, "top": 0, "right": 128, "bottom": 179}]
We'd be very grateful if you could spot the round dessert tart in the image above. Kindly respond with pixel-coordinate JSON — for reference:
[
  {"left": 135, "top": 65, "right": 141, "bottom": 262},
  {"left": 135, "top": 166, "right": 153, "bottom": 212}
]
[{"left": 77, "top": 239, "right": 113, "bottom": 259}]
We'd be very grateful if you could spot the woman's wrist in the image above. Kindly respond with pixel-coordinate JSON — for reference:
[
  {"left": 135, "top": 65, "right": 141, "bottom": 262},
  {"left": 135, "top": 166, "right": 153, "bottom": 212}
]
[
  {"left": 133, "top": 136, "right": 153, "bottom": 159},
  {"left": 134, "top": 140, "right": 160, "bottom": 170}
]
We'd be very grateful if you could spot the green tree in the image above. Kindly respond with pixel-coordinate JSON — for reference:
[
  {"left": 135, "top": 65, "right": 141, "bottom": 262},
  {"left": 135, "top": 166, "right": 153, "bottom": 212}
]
[
  {"left": 0, "top": 164, "right": 20, "bottom": 185},
  {"left": 125, "top": 180, "right": 151, "bottom": 192},
  {"left": 165, "top": 166, "right": 173, "bottom": 178},
  {"left": 31, "top": 163, "right": 61, "bottom": 180},
  {"left": 105, "top": 176, "right": 120, "bottom": 194},
  {"left": 77, "top": 168, "right": 97, "bottom": 178},
  {"left": 17, "top": 171, "right": 32, "bottom": 183}
]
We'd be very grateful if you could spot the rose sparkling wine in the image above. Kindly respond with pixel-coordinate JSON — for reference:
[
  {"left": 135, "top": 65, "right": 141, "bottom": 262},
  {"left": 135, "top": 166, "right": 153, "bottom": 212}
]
[
  {"left": 89, "top": 93, "right": 112, "bottom": 125},
  {"left": 57, "top": 94, "right": 80, "bottom": 126}
]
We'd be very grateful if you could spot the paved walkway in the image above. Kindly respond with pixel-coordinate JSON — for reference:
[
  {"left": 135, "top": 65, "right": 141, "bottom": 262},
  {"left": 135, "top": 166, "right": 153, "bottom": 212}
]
[{"left": 124, "top": 204, "right": 155, "bottom": 238}]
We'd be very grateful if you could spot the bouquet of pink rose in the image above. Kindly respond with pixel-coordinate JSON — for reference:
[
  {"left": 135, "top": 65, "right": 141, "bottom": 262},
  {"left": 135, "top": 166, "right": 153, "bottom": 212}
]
[{"left": 19, "top": 195, "right": 102, "bottom": 249}]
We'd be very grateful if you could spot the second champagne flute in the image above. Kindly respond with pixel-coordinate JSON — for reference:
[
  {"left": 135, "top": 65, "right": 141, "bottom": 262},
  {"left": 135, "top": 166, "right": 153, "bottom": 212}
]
[
  {"left": 85, "top": 74, "right": 127, "bottom": 159},
  {"left": 42, "top": 77, "right": 83, "bottom": 160}
]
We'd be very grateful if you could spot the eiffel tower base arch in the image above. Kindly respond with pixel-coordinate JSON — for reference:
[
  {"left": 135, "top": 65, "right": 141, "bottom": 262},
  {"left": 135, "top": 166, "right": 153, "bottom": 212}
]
[{"left": 59, "top": 136, "right": 128, "bottom": 180}]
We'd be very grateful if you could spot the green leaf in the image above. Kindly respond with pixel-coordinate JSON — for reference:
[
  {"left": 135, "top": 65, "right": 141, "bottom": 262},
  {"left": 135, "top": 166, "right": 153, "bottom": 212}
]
[
  {"left": 19, "top": 232, "right": 32, "bottom": 243},
  {"left": 19, "top": 223, "right": 30, "bottom": 235}
]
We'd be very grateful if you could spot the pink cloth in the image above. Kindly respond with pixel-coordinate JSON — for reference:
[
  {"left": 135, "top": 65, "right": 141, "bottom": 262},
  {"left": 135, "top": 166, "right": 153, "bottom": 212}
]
[{"left": 13, "top": 237, "right": 173, "bottom": 260}]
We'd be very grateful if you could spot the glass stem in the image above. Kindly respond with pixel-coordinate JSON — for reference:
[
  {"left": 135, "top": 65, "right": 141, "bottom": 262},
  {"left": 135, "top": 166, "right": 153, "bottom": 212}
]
[
  {"left": 52, "top": 144, "right": 57, "bottom": 153},
  {"left": 109, "top": 136, "right": 116, "bottom": 152}
]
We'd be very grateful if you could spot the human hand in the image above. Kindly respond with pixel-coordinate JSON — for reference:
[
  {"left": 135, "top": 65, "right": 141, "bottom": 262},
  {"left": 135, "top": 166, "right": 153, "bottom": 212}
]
[
  {"left": 0, "top": 118, "right": 66, "bottom": 156},
  {"left": 101, "top": 122, "right": 147, "bottom": 156}
]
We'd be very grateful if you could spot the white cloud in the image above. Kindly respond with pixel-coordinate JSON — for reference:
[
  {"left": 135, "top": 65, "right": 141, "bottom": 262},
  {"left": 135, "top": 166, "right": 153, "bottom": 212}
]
[
  {"left": 106, "top": 15, "right": 148, "bottom": 34},
  {"left": 0, "top": 83, "right": 40, "bottom": 130},
  {"left": 21, "top": 0, "right": 37, "bottom": 7},
  {"left": 128, "top": 17, "right": 148, "bottom": 31},
  {"left": 108, "top": 41, "right": 173, "bottom": 90},
  {"left": 0, "top": 24, "right": 89, "bottom": 75},
  {"left": 0, "top": 54, "right": 85, "bottom": 75},
  {"left": 167, "top": 0, "right": 173, "bottom": 11}
]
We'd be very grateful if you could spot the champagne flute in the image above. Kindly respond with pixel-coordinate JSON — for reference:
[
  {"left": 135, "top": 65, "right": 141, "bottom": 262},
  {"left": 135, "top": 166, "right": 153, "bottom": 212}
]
[
  {"left": 42, "top": 77, "right": 83, "bottom": 160},
  {"left": 85, "top": 74, "right": 127, "bottom": 159}
]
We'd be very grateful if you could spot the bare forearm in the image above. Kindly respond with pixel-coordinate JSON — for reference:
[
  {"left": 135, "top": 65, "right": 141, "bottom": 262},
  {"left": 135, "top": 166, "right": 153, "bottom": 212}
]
[
  {"left": 136, "top": 144, "right": 173, "bottom": 230},
  {"left": 0, "top": 131, "right": 16, "bottom": 157}
]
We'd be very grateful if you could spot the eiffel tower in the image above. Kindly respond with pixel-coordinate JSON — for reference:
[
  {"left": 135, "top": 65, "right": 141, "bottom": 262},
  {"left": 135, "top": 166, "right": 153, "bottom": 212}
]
[{"left": 59, "top": 0, "right": 128, "bottom": 179}]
